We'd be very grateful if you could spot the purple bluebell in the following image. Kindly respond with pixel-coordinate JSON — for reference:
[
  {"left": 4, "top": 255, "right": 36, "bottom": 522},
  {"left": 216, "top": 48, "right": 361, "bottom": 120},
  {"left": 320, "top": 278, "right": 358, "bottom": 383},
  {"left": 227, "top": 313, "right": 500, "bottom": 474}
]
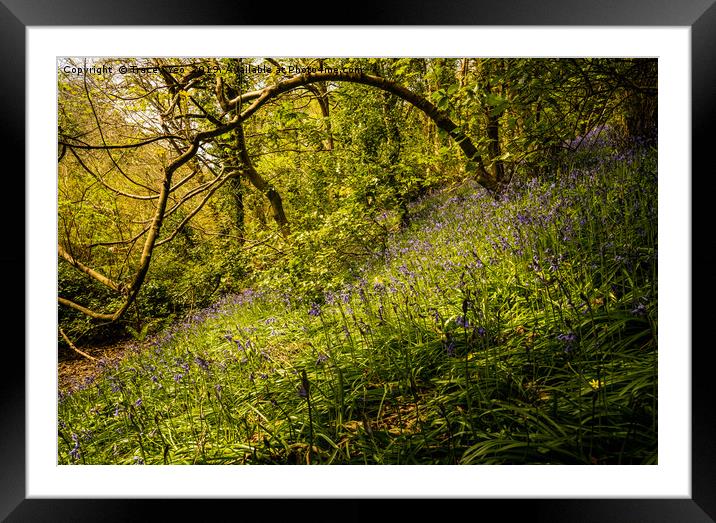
[
  {"left": 456, "top": 315, "right": 470, "bottom": 329},
  {"left": 194, "top": 356, "right": 210, "bottom": 371},
  {"left": 297, "top": 384, "right": 308, "bottom": 399},
  {"left": 446, "top": 341, "right": 456, "bottom": 357},
  {"left": 308, "top": 303, "right": 321, "bottom": 317},
  {"left": 69, "top": 434, "right": 80, "bottom": 460},
  {"left": 557, "top": 332, "right": 577, "bottom": 353},
  {"left": 631, "top": 303, "right": 647, "bottom": 316}
]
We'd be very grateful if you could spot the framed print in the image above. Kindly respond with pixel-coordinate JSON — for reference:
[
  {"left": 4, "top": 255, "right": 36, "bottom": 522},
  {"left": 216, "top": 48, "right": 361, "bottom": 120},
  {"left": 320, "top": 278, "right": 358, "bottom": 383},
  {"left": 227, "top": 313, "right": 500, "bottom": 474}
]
[{"left": 3, "top": 0, "right": 714, "bottom": 520}]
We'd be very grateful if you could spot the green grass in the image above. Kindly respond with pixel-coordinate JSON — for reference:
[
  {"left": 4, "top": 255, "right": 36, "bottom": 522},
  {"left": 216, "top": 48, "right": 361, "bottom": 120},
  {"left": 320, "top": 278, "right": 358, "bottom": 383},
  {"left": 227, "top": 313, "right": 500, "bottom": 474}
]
[{"left": 58, "top": 142, "right": 657, "bottom": 465}]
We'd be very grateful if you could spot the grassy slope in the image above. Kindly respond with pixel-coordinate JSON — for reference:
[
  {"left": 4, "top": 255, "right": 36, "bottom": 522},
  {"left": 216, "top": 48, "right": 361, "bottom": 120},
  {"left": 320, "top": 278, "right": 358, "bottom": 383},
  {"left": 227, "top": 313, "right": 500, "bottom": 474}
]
[{"left": 59, "top": 142, "right": 657, "bottom": 465}]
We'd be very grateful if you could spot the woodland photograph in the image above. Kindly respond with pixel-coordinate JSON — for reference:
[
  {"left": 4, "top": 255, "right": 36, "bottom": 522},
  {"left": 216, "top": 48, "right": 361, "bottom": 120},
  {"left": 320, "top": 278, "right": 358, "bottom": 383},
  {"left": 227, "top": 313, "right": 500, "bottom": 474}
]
[{"left": 57, "top": 57, "right": 657, "bottom": 465}]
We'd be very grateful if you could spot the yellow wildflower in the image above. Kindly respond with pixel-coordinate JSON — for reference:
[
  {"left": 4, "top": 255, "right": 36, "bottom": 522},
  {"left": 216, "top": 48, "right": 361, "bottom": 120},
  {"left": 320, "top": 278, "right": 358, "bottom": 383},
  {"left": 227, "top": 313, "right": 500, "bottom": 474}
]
[{"left": 589, "top": 378, "right": 603, "bottom": 391}]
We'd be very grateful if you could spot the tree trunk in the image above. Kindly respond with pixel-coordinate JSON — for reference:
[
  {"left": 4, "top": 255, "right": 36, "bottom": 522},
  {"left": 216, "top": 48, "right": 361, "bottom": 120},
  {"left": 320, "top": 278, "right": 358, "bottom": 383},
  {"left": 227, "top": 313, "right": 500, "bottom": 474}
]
[
  {"left": 382, "top": 91, "right": 410, "bottom": 228},
  {"left": 313, "top": 59, "right": 334, "bottom": 151},
  {"left": 229, "top": 176, "right": 245, "bottom": 244},
  {"left": 235, "top": 123, "right": 291, "bottom": 237},
  {"left": 314, "top": 86, "right": 334, "bottom": 151},
  {"left": 486, "top": 110, "right": 506, "bottom": 184}
]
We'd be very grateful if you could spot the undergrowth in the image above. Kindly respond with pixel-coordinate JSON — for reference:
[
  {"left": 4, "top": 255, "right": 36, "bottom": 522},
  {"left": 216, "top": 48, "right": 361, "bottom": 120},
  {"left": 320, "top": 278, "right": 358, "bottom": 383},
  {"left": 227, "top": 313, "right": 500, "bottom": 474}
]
[{"left": 58, "top": 141, "right": 657, "bottom": 465}]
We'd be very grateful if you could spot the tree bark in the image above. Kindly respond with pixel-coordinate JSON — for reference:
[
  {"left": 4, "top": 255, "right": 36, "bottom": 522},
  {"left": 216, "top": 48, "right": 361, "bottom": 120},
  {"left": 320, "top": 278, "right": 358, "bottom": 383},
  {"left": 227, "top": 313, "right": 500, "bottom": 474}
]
[
  {"left": 58, "top": 243, "right": 122, "bottom": 293},
  {"left": 229, "top": 176, "right": 245, "bottom": 243},
  {"left": 486, "top": 110, "right": 506, "bottom": 184},
  {"left": 305, "top": 60, "right": 334, "bottom": 151},
  {"left": 235, "top": 122, "right": 291, "bottom": 237}
]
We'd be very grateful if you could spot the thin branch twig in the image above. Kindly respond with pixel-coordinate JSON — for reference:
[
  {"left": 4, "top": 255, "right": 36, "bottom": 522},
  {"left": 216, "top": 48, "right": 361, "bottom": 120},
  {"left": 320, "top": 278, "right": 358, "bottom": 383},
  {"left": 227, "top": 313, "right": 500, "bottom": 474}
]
[{"left": 59, "top": 327, "right": 99, "bottom": 362}]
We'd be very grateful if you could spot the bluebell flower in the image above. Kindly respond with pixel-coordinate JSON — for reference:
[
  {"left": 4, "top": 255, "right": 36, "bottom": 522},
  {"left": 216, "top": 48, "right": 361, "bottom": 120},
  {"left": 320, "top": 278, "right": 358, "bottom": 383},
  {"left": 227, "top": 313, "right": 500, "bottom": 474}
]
[
  {"left": 316, "top": 353, "right": 329, "bottom": 365},
  {"left": 531, "top": 255, "right": 541, "bottom": 272},
  {"left": 308, "top": 303, "right": 321, "bottom": 317},
  {"left": 194, "top": 356, "right": 210, "bottom": 371},
  {"left": 325, "top": 292, "right": 336, "bottom": 305},
  {"left": 444, "top": 334, "right": 456, "bottom": 357},
  {"left": 432, "top": 309, "right": 441, "bottom": 324},
  {"left": 631, "top": 303, "right": 647, "bottom": 316},
  {"left": 557, "top": 332, "right": 577, "bottom": 353},
  {"left": 446, "top": 341, "right": 456, "bottom": 356},
  {"left": 69, "top": 434, "right": 80, "bottom": 460},
  {"left": 456, "top": 315, "right": 470, "bottom": 329},
  {"left": 297, "top": 384, "right": 308, "bottom": 399},
  {"left": 557, "top": 332, "right": 576, "bottom": 344},
  {"left": 109, "top": 378, "right": 122, "bottom": 393}
]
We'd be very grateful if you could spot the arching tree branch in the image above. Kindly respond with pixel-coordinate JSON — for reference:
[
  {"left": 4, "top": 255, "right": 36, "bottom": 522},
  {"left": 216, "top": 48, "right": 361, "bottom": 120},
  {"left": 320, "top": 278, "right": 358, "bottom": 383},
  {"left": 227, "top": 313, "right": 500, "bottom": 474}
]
[{"left": 229, "top": 71, "right": 501, "bottom": 190}]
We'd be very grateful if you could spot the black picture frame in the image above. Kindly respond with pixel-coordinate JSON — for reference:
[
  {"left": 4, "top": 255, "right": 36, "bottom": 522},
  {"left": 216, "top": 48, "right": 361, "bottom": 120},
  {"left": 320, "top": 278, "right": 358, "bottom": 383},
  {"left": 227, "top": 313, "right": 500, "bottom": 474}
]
[{"left": 3, "top": 1, "right": 713, "bottom": 521}]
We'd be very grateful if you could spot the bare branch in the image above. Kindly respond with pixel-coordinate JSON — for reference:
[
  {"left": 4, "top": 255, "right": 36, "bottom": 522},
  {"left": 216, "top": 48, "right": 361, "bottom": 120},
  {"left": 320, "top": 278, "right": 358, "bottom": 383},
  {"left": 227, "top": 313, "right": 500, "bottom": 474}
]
[
  {"left": 81, "top": 64, "right": 157, "bottom": 194},
  {"left": 59, "top": 327, "right": 99, "bottom": 361},
  {"left": 68, "top": 147, "right": 160, "bottom": 200},
  {"left": 58, "top": 243, "right": 123, "bottom": 292},
  {"left": 59, "top": 134, "right": 185, "bottom": 150},
  {"left": 58, "top": 296, "right": 116, "bottom": 321},
  {"left": 157, "top": 171, "right": 238, "bottom": 246}
]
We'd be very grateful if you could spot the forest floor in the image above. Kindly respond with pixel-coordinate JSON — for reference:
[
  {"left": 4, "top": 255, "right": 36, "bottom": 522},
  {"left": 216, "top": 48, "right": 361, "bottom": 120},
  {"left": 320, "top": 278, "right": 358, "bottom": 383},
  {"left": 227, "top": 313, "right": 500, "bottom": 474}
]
[{"left": 58, "top": 341, "right": 135, "bottom": 394}]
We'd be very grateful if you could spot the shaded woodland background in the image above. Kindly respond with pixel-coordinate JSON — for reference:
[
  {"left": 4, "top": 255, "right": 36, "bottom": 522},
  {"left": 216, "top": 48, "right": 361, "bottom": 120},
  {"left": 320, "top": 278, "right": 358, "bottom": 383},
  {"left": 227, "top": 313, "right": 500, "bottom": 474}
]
[{"left": 58, "top": 57, "right": 656, "bottom": 346}]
